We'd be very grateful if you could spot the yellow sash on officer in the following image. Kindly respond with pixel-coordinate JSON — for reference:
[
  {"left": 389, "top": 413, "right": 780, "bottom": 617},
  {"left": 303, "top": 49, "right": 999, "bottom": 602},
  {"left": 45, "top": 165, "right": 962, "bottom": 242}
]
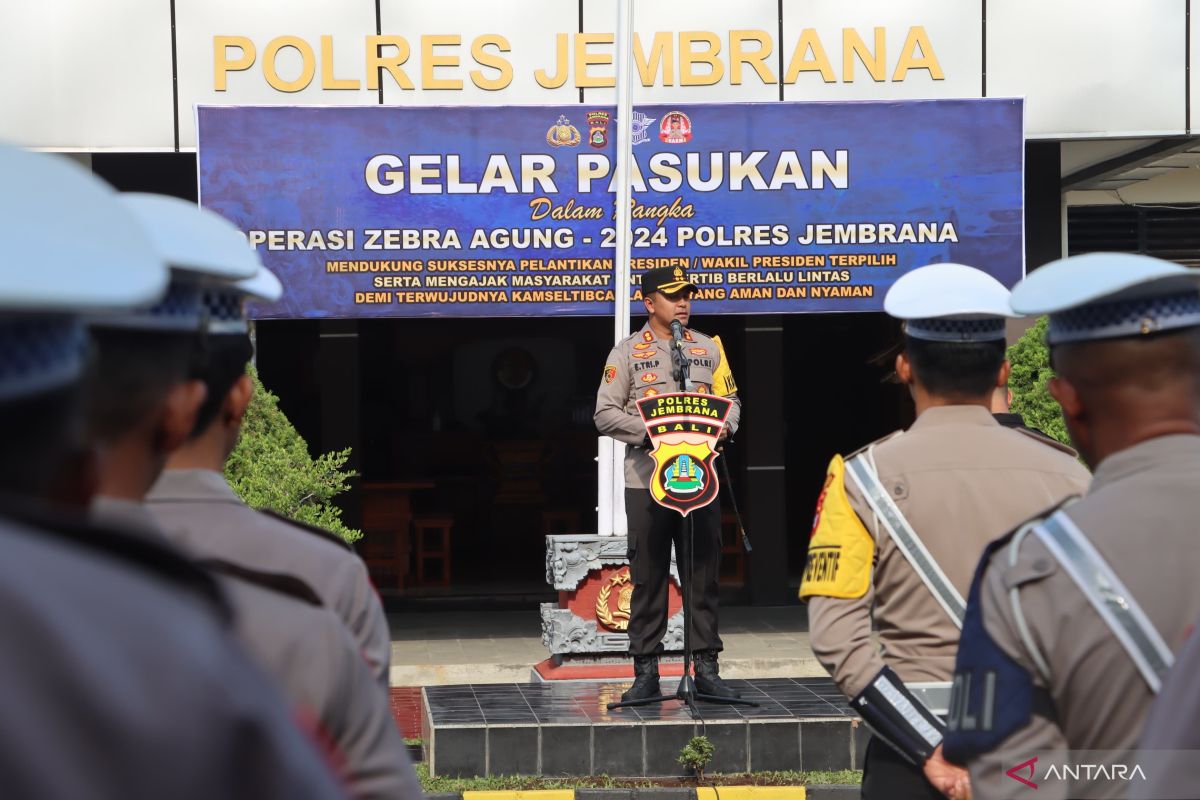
[
  {"left": 712, "top": 335, "right": 737, "bottom": 397},
  {"left": 799, "top": 454, "right": 874, "bottom": 600}
]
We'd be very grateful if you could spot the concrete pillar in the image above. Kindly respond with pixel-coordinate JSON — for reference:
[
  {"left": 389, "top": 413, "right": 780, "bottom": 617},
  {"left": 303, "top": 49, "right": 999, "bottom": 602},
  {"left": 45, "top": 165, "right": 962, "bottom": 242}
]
[
  {"left": 1025, "top": 142, "right": 1063, "bottom": 271},
  {"left": 317, "top": 319, "right": 362, "bottom": 527},
  {"left": 740, "top": 315, "right": 790, "bottom": 606}
]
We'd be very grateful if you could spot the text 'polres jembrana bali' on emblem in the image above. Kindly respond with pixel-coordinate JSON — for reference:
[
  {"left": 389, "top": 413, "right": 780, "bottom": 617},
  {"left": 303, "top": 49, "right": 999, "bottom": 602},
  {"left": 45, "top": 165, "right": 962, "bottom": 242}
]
[{"left": 636, "top": 391, "right": 733, "bottom": 516}]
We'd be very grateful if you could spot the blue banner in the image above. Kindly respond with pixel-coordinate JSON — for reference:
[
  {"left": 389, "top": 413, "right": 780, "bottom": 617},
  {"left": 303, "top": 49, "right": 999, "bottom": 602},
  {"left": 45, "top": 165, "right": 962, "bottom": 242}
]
[{"left": 197, "top": 99, "right": 1023, "bottom": 319}]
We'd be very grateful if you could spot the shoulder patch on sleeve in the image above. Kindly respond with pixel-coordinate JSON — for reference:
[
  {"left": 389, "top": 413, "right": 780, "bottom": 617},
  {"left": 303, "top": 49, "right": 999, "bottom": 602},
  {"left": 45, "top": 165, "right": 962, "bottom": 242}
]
[
  {"left": 944, "top": 532, "right": 1040, "bottom": 763},
  {"left": 259, "top": 509, "right": 354, "bottom": 551},
  {"left": 711, "top": 335, "right": 737, "bottom": 397},
  {"left": 799, "top": 454, "right": 874, "bottom": 601},
  {"left": 603, "top": 364, "right": 618, "bottom": 384}
]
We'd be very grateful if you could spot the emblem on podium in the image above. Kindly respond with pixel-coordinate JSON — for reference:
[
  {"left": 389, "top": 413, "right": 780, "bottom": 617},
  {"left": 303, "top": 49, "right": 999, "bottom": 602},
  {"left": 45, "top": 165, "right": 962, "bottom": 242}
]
[{"left": 636, "top": 392, "right": 733, "bottom": 516}]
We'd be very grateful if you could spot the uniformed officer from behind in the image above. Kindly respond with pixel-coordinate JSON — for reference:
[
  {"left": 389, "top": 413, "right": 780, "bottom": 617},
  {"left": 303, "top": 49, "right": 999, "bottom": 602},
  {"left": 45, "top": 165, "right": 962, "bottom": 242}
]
[
  {"left": 84, "top": 193, "right": 421, "bottom": 799},
  {"left": 595, "top": 266, "right": 742, "bottom": 702},
  {"left": 144, "top": 263, "right": 393, "bottom": 689},
  {"left": 944, "top": 253, "right": 1200, "bottom": 800},
  {"left": 799, "top": 263, "right": 1090, "bottom": 799},
  {"left": 0, "top": 144, "right": 346, "bottom": 799}
]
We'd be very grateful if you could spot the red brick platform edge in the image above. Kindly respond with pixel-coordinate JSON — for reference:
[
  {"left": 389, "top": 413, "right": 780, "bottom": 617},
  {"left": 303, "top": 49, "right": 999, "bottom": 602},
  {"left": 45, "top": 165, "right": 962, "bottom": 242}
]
[{"left": 389, "top": 686, "right": 423, "bottom": 741}]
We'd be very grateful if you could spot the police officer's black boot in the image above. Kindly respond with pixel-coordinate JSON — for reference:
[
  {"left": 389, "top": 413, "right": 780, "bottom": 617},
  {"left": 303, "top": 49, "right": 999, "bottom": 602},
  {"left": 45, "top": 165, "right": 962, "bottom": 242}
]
[
  {"left": 694, "top": 649, "right": 741, "bottom": 699},
  {"left": 621, "top": 654, "right": 661, "bottom": 702}
]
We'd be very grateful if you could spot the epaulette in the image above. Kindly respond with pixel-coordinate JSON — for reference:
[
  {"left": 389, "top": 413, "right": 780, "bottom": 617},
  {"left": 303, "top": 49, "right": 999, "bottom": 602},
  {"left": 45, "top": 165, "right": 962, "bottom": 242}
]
[
  {"left": 199, "top": 557, "right": 323, "bottom": 606},
  {"left": 0, "top": 497, "right": 232, "bottom": 623},
  {"left": 844, "top": 429, "right": 904, "bottom": 460},
  {"left": 259, "top": 508, "right": 354, "bottom": 551},
  {"left": 985, "top": 494, "right": 1080, "bottom": 572},
  {"left": 619, "top": 328, "right": 649, "bottom": 347},
  {"left": 1011, "top": 425, "right": 1080, "bottom": 458}
]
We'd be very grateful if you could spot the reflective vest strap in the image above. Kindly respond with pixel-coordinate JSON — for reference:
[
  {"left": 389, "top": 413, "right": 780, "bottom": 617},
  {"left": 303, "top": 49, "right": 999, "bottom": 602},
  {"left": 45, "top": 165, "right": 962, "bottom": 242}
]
[
  {"left": 845, "top": 453, "right": 966, "bottom": 628},
  {"left": 1034, "top": 511, "right": 1174, "bottom": 694}
]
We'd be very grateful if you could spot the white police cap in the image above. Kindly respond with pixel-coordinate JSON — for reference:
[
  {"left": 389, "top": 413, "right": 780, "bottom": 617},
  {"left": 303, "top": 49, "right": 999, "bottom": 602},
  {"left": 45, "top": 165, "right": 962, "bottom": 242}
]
[
  {"left": 202, "top": 265, "right": 283, "bottom": 335},
  {"left": 884, "top": 262, "right": 1016, "bottom": 342},
  {"left": 91, "top": 194, "right": 259, "bottom": 332},
  {"left": 0, "top": 147, "right": 166, "bottom": 313},
  {"left": 1010, "top": 253, "right": 1200, "bottom": 345},
  {"left": 0, "top": 145, "right": 168, "bottom": 399}
]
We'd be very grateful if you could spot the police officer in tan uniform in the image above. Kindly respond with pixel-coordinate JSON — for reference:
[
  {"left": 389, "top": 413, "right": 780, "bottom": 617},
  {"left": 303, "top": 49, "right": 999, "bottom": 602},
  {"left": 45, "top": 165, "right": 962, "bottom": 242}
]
[
  {"left": 144, "top": 264, "right": 392, "bottom": 689},
  {"left": 86, "top": 194, "right": 422, "bottom": 800},
  {"left": 595, "top": 266, "right": 741, "bottom": 702},
  {"left": 944, "top": 253, "right": 1200, "bottom": 800},
  {"left": 0, "top": 145, "right": 346, "bottom": 800},
  {"left": 800, "top": 263, "right": 1089, "bottom": 799}
]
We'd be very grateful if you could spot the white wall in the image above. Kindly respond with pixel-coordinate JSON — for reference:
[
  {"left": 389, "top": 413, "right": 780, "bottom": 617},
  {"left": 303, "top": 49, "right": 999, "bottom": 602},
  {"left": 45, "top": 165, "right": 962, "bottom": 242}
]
[{"left": 0, "top": 1, "right": 1191, "bottom": 150}]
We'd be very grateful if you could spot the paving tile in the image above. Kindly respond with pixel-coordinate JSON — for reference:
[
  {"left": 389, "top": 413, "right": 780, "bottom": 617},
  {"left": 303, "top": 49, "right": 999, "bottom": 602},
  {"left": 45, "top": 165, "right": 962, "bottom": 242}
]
[
  {"left": 643, "top": 722, "right": 697, "bottom": 776},
  {"left": 482, "top": 711, "right": 538, "bottom": 724},
  {"left": 431, "top": 726, "right": 485, "bottom": 777},
  {"left": 801, "top": 719, "right": 854, "bottom": 771},
  {"left": 487, "top": 725, "right": 539, "bottom": 776},
  {"left": 702, "top": 720, "right": 749, "bottom": 774},
  {"left": 541, "top": 724, "right": 593, "bottom": 776},
  {"left": 593, "top": 724, "right": 644, "bottom": 777},
  {"left": 737, "top": 700, "right": 792, "bottom": 719},
  {"left": 749, "top": 720, "right": 801, "bottom": 772}
]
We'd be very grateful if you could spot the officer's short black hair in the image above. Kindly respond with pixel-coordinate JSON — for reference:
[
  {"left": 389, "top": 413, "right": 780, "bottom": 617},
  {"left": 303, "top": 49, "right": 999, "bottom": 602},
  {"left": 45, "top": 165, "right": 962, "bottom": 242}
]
[
  {"left": 904, "top": 335, "right": 1006, "bottom": 398},
  {"left": 0, "top": 382, "right": 87, "bottom": 498},
  {"left": 86, "top": 328, "right": 198, "bottom": 443},
  {"left": 189, "top": 333, "right": 254, "bottom": 436}
]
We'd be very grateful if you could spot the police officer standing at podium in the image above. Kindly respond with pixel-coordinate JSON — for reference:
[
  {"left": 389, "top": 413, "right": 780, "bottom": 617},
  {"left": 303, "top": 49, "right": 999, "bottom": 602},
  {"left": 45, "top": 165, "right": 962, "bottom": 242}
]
[
  {"left": 595, "top": 266, "right": 741, "bottom": 703},
  {"left": 800, "top": 263, "right": 1089, "bottom": 799}
]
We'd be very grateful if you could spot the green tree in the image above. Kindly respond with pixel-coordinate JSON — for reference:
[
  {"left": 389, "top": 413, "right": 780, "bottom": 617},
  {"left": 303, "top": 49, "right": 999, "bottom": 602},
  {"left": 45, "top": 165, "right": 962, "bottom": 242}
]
[
  {"left": 224, "top": 365, "right": 362, "bottom": 543},
  {"left": 1006, "top": 317, "right": 1071, "bottom": 448}
]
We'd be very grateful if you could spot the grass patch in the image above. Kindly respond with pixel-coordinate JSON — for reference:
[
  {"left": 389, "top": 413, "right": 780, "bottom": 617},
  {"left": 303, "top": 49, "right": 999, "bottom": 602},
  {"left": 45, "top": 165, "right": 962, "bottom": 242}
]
[{"left": 417, "top": 764, "right": 861, "bottom": 792}]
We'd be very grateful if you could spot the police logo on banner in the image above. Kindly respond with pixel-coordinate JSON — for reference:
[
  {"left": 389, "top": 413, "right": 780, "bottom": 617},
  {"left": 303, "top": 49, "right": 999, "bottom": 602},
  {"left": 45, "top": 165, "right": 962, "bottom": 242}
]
[
  {"left": 586, "top": 111, "right": 610, "bottom": 148},
  {"left": 636, "top": 391, "right": 733, "bottom": 516},
  {"left": 546, "top": 115, "right": 581, "bottom": 147},
  {"left": 659, "top": 111, "right": 692, "bottom": 144},
  {"left": 629, "top": 111, "right": 656, "bottom": 145}
]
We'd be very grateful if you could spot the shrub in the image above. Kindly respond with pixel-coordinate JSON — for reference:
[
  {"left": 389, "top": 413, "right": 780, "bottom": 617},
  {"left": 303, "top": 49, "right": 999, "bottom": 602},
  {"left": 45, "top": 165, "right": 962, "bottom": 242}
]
[
  {"left": 225, "top": 365, "right": 362, "bottom": 543},
  {"left": 1007, "top": 317, "right": 1072, "bottom": 448},
  {"left": 678, "top": 735, "right": 716, "bottom": 780}
]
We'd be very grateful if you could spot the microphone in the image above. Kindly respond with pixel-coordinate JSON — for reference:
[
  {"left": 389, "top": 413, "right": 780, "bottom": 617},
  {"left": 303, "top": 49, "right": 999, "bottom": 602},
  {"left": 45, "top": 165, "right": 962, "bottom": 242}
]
[
  {"left": 669, "top": 319, "right": 685, "bottom": 348},
  {"left": 669, "top": 319, "right": 691, "bottom": 392}
]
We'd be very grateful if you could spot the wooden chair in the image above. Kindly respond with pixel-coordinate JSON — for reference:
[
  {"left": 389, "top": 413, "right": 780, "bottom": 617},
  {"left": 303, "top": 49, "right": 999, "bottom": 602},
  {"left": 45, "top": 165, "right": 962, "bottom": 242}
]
[
  {"left": 359, "top": 493, "right": 409, "bottom": 592},
  {"left": 413, "top": 515, "right": 454, "bottom": 586},
  {"left": 719, "top": 511, "right": 746, "bottom": 586}
]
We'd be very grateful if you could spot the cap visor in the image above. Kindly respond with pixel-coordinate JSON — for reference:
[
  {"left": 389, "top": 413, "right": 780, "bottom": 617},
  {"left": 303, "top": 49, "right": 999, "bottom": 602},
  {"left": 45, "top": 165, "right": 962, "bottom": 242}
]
[{"left": 656, "top": 281, "right": 697, "bottom": 294}]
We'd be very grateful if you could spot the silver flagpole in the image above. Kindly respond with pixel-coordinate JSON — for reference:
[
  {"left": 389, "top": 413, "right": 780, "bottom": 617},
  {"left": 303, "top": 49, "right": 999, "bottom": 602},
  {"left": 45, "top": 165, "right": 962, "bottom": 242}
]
[
  {"left": 613, "top": 0, "right": 634, "bottom": 346},
  {"left": 599, "top": 0, "right": 635, "bottom": 536}
]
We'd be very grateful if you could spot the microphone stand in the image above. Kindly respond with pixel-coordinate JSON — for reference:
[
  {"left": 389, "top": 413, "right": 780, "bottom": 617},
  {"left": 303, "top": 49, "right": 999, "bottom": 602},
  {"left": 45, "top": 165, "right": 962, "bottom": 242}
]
[
  {"left": 608, "top": 328, "right": 756, "bottom": 714},
  {"left": 717, "top": 454, "right": 753, "bottom": 554}
]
